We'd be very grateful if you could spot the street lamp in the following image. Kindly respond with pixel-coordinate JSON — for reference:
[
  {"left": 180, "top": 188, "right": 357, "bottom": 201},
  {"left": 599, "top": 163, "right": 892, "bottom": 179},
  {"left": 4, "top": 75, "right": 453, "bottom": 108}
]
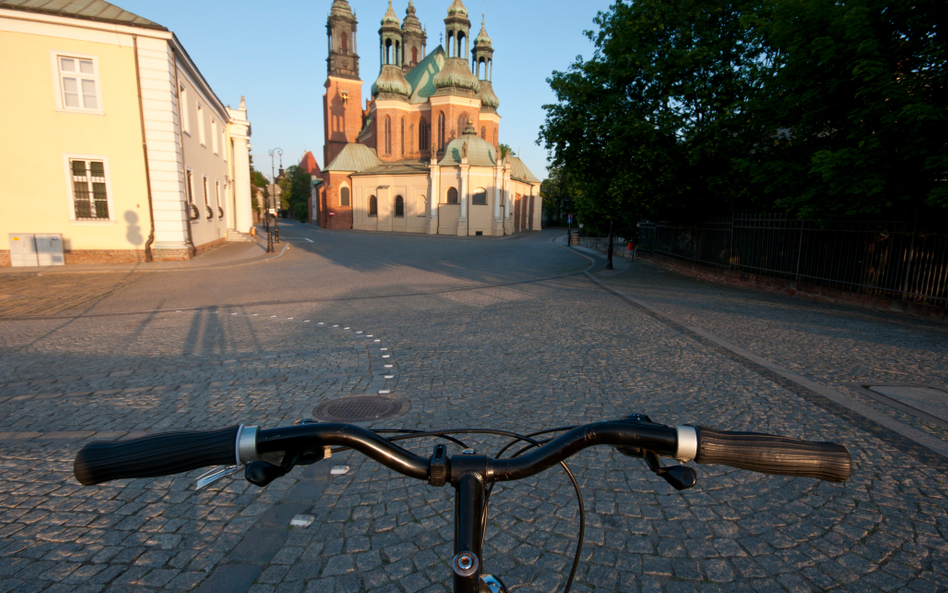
[{"left": 268, "top": 148, "right": 283, "bottom": 244}]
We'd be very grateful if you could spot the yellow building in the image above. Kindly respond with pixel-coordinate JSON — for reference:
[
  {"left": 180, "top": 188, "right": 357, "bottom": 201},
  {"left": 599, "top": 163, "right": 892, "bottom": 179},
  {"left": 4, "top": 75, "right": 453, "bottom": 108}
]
[{"left": 0, "top": 0, "right": 253, "bottom": 266}]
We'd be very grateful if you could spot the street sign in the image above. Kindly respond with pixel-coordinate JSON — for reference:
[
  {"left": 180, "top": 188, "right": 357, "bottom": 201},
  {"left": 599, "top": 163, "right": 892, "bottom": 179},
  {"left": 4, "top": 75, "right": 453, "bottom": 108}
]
[
  {"left": 329, "top": 211, "right": 335, "bottom": 217},
  {"left": 567, "top": 214, "right": 573, "bottom": 224}
]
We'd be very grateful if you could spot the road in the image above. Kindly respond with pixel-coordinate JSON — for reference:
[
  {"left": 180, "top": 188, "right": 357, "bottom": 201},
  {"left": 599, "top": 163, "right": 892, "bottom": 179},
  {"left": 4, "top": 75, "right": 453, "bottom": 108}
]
[{"left": 1, "top": 221, "right": 946, "bottom": 593}]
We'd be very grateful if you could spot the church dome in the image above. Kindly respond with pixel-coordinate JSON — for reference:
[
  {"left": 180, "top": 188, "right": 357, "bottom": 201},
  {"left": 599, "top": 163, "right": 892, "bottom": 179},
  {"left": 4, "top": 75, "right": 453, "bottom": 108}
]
[
  {"left": 477, "top": 80, "right": 500, "bottom": 111},
  {"left": 402, "top": 0, "right": 423, "bottom": 33},
  {"left": 373, "top": 65, "right": 412, "bottom": 99},
  {"left": 331, "top": 0, "right": 354, "bottom": 18},
  {"left": 439, "top": 123, "right": 497, "bottom": 167},
  {"left": 433, "top": 58, "right": 479, "bottom": 93},
  {"left": 474, "top": 17, "right": 492, "bottom": 49},
  {"left": 381, "top": 0, "right": 400, "bottom": 26},
  {"left": 447, "top": 0, "right": 469, "bottom": 17}
]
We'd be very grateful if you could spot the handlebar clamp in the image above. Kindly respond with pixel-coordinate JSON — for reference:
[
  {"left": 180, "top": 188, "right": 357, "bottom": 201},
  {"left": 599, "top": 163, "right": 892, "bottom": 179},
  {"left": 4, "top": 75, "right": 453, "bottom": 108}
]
[{"left": 429, "top": 444, "right": 447, "bottom": 487}]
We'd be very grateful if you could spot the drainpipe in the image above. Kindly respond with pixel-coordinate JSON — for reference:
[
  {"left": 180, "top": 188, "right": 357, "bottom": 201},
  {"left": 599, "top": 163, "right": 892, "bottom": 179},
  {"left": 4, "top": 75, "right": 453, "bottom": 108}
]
[
  {"left": 172, "top": 50, "right": 197, "bottom": 257},
  {"left": 133, "top": 36, "right": 156, "bottom": 262}
]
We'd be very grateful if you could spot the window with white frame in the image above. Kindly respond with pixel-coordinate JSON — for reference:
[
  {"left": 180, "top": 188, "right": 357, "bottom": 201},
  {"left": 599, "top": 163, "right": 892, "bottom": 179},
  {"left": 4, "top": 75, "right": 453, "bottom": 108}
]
[
  {"left": 211, "top": 118, "right": 218, "bottom": 154},
  {"left": 55, "top": 54, "right": 101, "bottom": 113},
  {"left": 68, "top": 158, "right": 110, "bottom": 220},
  {"left": 197, "top": 103, "right": 206, "bottom": 145},
  {"left": 179, "top": 85, "right": 190, "bottom": 134},
  {"left": 221, "top": 129, "right": 227, "bottom": 161}
]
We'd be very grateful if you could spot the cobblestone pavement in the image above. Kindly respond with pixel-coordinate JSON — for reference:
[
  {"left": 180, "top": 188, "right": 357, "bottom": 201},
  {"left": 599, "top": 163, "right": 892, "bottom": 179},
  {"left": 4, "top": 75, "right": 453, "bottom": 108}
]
[
  {"left": 0, "top": 273, "right": 146, "bottom": 317},
  {"left": 0, "top": 226, "right": 945, "bottom": 593}
]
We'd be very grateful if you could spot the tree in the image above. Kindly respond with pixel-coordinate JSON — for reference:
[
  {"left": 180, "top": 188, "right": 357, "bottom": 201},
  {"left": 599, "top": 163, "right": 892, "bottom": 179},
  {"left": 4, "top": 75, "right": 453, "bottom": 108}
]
[
  {"left": 541, "top": 165, "right": 580, "bottom": 226},
  {"left": 737, "top": 0, "right": 948, "bottom": 219},
  {"left": 277, "top": 165, "right": 312, "bottom": 221},
  {"left": 249, "top": 154, "right": 269, "bottom": 218},
  {"left": 540, "top": 0, "right": 947, "bottom": 223},
  {"left": 540, "top": 0, "right": 767, "bottom": 226}
]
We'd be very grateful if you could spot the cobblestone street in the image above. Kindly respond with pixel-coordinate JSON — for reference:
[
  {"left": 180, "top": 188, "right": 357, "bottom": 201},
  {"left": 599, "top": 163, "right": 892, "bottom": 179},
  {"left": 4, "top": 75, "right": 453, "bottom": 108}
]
[{"left": 1, "top": 223, "right": 946, "bottom": 593}]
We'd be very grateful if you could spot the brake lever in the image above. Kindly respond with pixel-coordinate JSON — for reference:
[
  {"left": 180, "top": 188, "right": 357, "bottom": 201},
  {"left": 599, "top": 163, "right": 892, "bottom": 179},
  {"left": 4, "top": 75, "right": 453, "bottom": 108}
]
[
  {"left": 644, "top": 450, "right": 697, "bottom": 491},
  {"left": 613, "top": 413, "right": 697, "bottom": 491},
  {"left": 195, "top": 465, "right": 241, "bottom": 491}
]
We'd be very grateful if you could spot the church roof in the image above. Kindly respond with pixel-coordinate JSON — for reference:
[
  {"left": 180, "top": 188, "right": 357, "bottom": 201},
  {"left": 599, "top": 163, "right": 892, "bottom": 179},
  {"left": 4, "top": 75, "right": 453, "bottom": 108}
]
[
  {"left": 447, "top": 0, "right": 468, "bottom": 18},
  {"left": 352, "top": 159, "right": 430, "bottom": 176},
  {"left": 404, "top": 46, "right": 446, "bottom": 104},
  {"left": 0, "top": 0, "right": 166, "bottom": 30},
  {"left": 509, "top": 156, "right": 541, "bottom": 184},
  {"left": 439, "top": 126, "right": 497, "bottom": 167},
  {"left": 474, "top": 16, "right": 492, "bottom": 48},
  {"left": 299, "top": 151, "right": 321, "bottom": 175},
  {"left": 381, "top": 0, "right": 399, "bottom": 26},
  {"left": 324, "top": 143, "right": 383, "bottom": 173}
]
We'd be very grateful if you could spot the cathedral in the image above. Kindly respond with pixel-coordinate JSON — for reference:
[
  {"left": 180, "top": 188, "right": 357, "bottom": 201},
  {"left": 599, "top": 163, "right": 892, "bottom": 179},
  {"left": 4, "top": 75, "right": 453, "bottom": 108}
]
[{"left": 318, "top": 0, "right": 541, "bottom": 236}]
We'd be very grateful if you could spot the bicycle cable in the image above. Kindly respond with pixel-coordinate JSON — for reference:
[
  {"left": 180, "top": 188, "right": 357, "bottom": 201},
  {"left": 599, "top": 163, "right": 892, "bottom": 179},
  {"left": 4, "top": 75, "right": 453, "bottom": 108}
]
[
  {"left": 482, "top": 426, "right": 584, "bottom": 593},
  {"left": 327, "top": 426, "right": 585, "bottom": 593}
]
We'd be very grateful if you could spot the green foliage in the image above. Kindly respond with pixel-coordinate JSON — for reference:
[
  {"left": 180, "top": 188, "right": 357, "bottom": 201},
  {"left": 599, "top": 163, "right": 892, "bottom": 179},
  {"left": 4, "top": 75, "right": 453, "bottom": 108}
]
[
  {"left": 540, "top": 0, "right": 948, "bottom": 222},
  {"left": 541, "top": 164, "right": 585, "bottom": 227},
  {"left": 279, "top": 165, "right": 312, "bottom": 222},
  {"left": 249, "top": 154, "right": 268, "bottom": 216},
  {"left": 737, "top": 0, "right": 948, "bottom": 219}
]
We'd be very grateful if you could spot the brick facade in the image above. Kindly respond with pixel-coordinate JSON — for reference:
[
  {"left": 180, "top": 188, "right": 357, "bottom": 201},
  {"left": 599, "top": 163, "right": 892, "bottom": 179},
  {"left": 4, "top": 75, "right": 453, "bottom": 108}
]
[
  {"left": 324, "top": 77, "right": 365, "bottom": 167},
  {"left": 316, "top": 171, "right": 355, "bottom": 230}
]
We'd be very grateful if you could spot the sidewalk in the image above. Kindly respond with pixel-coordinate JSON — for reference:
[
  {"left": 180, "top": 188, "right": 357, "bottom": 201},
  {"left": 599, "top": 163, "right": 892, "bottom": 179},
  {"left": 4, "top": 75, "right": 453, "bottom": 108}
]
[{"left": 0, "top": 231, "right": 287, "bottom": 276}]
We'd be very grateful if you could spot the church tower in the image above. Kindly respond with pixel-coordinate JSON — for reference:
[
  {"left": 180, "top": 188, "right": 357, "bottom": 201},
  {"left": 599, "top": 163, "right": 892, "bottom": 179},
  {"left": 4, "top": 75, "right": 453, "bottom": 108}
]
[
  {"left": 431, "top": 0, "right": 480, "bottom": 156},
  {"left": 473, "top": 15, "right": 500, "bottom": 148},
  {"left": 401, "top": 1, "right": 426, "bottom": 71},
  {"left": 324, "top": 0, "right": 364, "bottom": 166}
]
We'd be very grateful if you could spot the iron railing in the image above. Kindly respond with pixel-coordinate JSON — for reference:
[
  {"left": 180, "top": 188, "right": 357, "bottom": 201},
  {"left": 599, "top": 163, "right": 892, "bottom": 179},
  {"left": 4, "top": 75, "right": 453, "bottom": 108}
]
[{"left": 637, "top": 213, "right": 948, "bottom": 307}]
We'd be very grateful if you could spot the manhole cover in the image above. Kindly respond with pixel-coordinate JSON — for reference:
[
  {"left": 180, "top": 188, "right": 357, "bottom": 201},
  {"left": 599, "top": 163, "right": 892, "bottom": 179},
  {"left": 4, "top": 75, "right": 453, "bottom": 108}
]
[{"left": 313, "top": 396, "right": 401, "bottom": 422}]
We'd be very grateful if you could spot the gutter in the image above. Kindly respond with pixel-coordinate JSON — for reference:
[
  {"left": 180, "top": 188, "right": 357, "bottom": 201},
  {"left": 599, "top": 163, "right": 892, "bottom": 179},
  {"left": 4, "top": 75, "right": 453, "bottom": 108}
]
[{"left": 133, "top": 36, "right": 156, "bottom": 263}]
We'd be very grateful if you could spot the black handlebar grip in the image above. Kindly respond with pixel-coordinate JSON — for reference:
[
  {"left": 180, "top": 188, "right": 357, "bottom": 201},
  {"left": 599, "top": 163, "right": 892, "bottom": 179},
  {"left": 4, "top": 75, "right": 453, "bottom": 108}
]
[
  {"left": 74, "top": 426, "right": 241, "bottom": 485},
  {"left": 694, "top": 427, "right": 851, "bottom": 483}
]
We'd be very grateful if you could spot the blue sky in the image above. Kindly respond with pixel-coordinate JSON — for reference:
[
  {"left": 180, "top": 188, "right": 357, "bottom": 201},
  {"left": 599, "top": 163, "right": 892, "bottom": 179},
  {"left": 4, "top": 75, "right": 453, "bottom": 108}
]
[{"left": 116, "top": 0, "right": 614, "bottom": 181}]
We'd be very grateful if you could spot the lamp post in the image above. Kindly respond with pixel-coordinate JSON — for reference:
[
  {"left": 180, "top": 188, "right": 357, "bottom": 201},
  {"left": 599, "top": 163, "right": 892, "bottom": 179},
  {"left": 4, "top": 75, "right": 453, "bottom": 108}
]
[{"left": 268, "top": 148, "right": 283, "bottom": 244}]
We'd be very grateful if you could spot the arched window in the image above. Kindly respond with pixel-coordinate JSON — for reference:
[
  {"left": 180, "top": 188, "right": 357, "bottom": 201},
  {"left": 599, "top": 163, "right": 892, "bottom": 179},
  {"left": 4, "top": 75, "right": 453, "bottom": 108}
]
[
  {"left": 412, "top": 46, "right": 418, "bottom": 64},
  {"left": 458, "top": 32, "right": 466, "bottom": 59},
  {"left": 341, "top": 32, "right": 348, "bottom": 52},
  {"left": 458, "top": 113, "right": 468, "bottom": 136},
  {"left": 401, "top": 117, "right": 406, "bottom": 156},
  {"left": 369, "top": 195, "right": 378, "bottom": 216},
  {"left": 395, "top": 195, "right": 404, "bottom": 217},
  {"left": 438, "top": 112, "right": 445, "bottom": 149},
  {"left": 446, "top": 187, "right": 458, "bottom": 204},
  {"left": 472, "top": 188, "right": 487, "bottom": 205},
  {"left": 480, "top": 126, "right": 486, "bottom": 139},
  {"left": 384, "top": 116, "right": 391, "bottom": 155},
  {"left": 340, "top": 186, "right": 350, "bottom": 207},
  {"left": 419, "top": 119, "right": 428, "bottom": 151}
]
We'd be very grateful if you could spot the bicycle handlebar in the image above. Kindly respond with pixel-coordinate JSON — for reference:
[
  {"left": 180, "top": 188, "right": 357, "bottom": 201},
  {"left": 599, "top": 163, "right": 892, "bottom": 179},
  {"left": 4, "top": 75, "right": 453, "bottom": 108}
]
[{"left": 74, "top": 419, "right": 851, "bottom": 487}]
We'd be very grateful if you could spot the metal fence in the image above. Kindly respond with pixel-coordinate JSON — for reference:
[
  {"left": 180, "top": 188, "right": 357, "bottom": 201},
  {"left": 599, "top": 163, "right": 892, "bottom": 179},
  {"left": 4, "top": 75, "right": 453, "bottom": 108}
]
[{"left": 637, "top": 213, "right": 948, "bottom": 307}]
